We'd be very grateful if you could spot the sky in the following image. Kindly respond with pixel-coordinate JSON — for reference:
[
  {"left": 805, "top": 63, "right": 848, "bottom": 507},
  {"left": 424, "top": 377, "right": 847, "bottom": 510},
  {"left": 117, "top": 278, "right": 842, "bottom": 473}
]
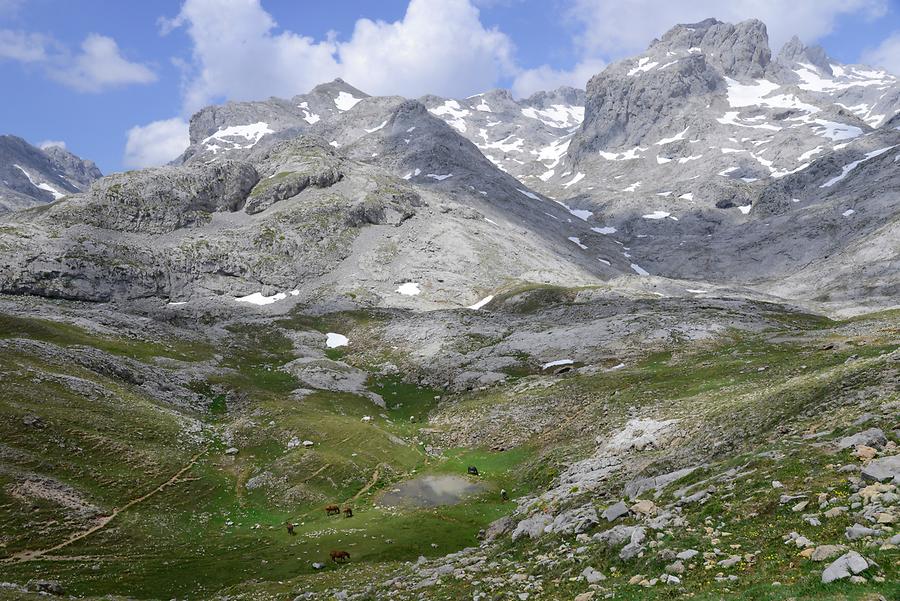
[{"left": 1, "top": 0, "right": 899, "bottom": 173}]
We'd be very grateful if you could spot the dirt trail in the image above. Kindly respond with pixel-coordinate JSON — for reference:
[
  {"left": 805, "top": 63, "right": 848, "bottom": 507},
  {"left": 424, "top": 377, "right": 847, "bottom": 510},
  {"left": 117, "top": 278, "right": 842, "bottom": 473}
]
[
  {"left": 2, "top": 449, "right": 206, "bottom": 564},
  {"left": 351, "top": 465, "right": 382, "bottom": 501}
]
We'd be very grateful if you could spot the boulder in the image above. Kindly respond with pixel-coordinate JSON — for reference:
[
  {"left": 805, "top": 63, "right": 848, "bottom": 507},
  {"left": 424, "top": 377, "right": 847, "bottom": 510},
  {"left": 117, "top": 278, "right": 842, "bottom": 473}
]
[
  {"left": 821, "top": 551, "right": 872, "bottom": 583},
  {"left": 836, "top": 428, "right": 886, "bottom": 450},
  {"left": 601, "top": 501, "right": 629, "bottom": 522},
  {"left": 861, "top": 455, "right": 900, "bottom": 483}
]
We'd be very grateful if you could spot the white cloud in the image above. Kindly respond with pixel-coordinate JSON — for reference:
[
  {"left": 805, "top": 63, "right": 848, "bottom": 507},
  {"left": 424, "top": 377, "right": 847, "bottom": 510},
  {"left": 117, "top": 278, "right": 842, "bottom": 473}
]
[
  {"left": 862, "top": 31, "right": 900, "bottom": 76},
  {"left": 48, "top": 34, "right": 157, "bottom": 92},
  {"left": 567, "top": 0, "right": 888, "bottom": 58},
  {"left": 337, "top": 0, "right": 515, "bottom": 98},
  {"left": 38, "top": 140, "right": 66, "bottom": 150},
  {"left": 124, "top": 118, "right": 190, "bottom": 169},
  {"left": 164, "top": 0, "right": 340, "bottom": 112},
  {"left": 165, "top": 0, "right": 514, "bottom": 111},
  {"left": 511, "top": 58, "right": 606, "bottom": 98},
  {"left": 0, "top": 29, "right": 53, "bottom": 62},
  {"left": 0, "top": 30, "right": 156, "bottom": 92}
]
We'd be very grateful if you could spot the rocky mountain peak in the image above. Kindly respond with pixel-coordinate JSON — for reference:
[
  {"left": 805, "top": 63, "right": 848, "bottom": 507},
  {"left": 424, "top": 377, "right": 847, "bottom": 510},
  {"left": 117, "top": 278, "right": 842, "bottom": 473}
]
[
  {"left": 305, "top": 78, "right": 369, "bottom": 100},
  {"left": 776, "top": 35, "right": 833, "bottom": 74},
  {"left": 652, "top": 17, "right": 771, "bottom": 79},
  {"left": 523, "top": 86, "right": 586, "bottom": 109}
]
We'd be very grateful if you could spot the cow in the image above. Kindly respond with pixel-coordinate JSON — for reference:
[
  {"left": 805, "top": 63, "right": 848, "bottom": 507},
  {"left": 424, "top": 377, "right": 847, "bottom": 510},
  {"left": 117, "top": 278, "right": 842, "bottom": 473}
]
[
  {"left": 343, "top": 507, "right": 353, "bottom": 518},
  {"left": 467, "top": 466, "right": 479, "bottom": 476},
  {"left": 325, "top": 504, "right": 341, "bottom": 516},
  {"left": 286, "top": 522, "right": 296, "bottom": 535}
]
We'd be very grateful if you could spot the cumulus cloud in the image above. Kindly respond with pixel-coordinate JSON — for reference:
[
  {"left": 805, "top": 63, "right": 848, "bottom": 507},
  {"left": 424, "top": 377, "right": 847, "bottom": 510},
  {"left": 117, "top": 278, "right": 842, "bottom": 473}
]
[
  {"left": 48, "top": 34, "right": 157, "bottom": 92},
  {"left": 567, "top": 0, "right": 888, "bottom": 58},
  {"left": 124, "top": 118, "right": 190, "bottom": 169},
  {"left": 38, "top": 140, "right": 66, "bottom": 150},
  {"left": 162, "top": 0, "right": 341, "bottom": 112},
  {"left": 511, "top": 58, "right": 606, "bottom": 98},
  {"left": 0, "top": 30, "right": 156, "bottom": 92},
  {"left": 164, "top": 0, "right": 514, "bottom": 111},
  {"left": 862, "top": 31, "right": 900, "bottom": 76},
  {"left": 337, "top": 0, "right": 514, "bottom": 98}
]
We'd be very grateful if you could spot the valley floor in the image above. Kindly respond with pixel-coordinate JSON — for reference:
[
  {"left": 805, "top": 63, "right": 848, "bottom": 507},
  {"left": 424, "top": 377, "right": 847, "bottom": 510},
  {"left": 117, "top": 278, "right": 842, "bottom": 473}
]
[{"left": 0, "top": 289, "right": 896, "bottom": 600}]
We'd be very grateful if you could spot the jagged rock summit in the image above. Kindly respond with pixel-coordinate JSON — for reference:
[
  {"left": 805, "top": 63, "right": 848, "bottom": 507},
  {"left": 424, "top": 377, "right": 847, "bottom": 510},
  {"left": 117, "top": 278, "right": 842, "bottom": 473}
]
[{"left": 0, "top": 135, "right": 101, "bottom": 213}]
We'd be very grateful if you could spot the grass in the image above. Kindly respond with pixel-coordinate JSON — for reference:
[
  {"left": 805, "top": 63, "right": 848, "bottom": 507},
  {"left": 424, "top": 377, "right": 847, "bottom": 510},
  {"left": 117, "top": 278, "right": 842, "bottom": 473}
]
[
  {"left": 0, "top": 313, "right": 213, "bottom": 362},
  {"left": 0, "top": 304, "right": 897, "bottom": 600}
]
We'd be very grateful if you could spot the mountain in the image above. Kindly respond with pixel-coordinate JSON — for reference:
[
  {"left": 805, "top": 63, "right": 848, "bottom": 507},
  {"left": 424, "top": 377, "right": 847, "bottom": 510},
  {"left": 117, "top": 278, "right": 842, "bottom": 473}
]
[
  {"left": 0, "top": 92, "right": 626, "bottom": 305},
  {"left": 0, "top": 136, "right": 101, "bottom": 213},
  {"left": 0, "top": 16, "right": 898, "bottom": 601},
  {"left": 534, "top": 18, "right": 900, "bottom": 310}
]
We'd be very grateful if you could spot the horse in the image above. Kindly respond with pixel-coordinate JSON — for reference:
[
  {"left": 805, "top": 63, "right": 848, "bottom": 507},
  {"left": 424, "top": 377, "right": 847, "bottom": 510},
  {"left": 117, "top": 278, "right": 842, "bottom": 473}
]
[
  {"left": 343, "top": 507, "right": 353, "bottom": 518},
  {"left": 467, "top": 466, "right": 479, "bottom": 476},
  {"left": 330, "top": 549, "right": 350, "bottom": 563},
  {"left": 286, "top": 523, "right": 296, "bottom": 535},
  {"left": 325, "top": 504, "right": 341, "bottom": 516}
]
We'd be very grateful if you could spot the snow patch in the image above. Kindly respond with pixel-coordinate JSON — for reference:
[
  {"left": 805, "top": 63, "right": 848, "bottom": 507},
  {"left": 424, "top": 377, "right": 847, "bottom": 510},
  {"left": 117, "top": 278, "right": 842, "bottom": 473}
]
[
  {"left": 542, "top": 359, "right": 573, "bottom": 370},
  {"left": 325, "top": 333, "right": 349, "bottom": 348},
  {"left": 364, "top": 120, "right": 388, "bottom": 133},
  {"left": 630, "top": 263, "right": 650, "bottom": 276},
  {"left": 821, "top": 146, "right": 896, "bottom": 188},
  {"left": 396, "top": 282, "right": 421, "bottom": 296},
  {"left": 203, "top": 122, "right": 273, "bottom": 153},
  {"left": 468, "top": 295, "right": 494, "bottom": 310},
  {"left": 334, "top": 91, "right": 362, "bottom": 111},
  {"left": 568, "top": 236, "right": 588, "bottom": 250}
]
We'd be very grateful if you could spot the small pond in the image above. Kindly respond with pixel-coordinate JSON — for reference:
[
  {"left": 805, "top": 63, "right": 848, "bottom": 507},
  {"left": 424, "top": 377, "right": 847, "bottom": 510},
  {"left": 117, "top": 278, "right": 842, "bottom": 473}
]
[{"left": 378, "top": 475, "right": 489, "bottom": 508}]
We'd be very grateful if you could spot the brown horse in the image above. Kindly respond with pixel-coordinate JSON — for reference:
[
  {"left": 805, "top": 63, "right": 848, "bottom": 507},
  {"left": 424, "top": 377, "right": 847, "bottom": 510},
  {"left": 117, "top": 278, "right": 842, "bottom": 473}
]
[
  {"left": 330, "top": 549, "right": 350, "bottom": 563},
  {"left": 325, "top": 504, "right": 341, "bottom": 516},
  {"left": 286, "top": 523, "right": 295, "bottom": 535},
  {"left": 343, "top": 507, "right": 353, "bottom": 518}
]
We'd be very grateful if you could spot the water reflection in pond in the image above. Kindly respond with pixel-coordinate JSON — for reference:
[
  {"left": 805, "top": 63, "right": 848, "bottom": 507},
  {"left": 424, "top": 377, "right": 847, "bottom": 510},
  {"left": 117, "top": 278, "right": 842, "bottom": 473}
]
[{"left": 378, "top": 475, "right": 488, "bottom": 508}]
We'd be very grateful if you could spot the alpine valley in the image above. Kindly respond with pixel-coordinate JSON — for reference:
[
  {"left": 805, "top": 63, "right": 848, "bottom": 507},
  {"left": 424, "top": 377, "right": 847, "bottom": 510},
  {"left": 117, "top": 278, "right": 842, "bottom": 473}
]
[{"left": 0, "top": 17, "right": 898, "bottom": 601}]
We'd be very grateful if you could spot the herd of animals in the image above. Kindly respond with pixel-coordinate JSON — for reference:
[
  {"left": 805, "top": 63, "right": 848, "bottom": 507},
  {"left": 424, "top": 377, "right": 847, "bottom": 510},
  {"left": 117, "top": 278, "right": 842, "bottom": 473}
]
[{"left": 300, "top": 466, "right": 490, "bottom": 565}]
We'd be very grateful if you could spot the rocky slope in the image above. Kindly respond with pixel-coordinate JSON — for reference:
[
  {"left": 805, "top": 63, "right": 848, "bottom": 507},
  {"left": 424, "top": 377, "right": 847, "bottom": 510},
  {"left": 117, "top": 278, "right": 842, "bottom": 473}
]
[
  {"left": 0, "top": 136, "right": 101, "bottom": 213},
  {"left": 0, "top": 119, "right": 626, "bottom": 306}
]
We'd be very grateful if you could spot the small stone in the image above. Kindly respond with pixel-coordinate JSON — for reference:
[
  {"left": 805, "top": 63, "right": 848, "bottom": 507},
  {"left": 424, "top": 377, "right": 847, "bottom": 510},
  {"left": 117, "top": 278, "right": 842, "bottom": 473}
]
[
  {"left": 665, "top": 560, "right": 685, "bottom": 574},
  {"left": 856, "top": 445, "right": 877, "bottom": 460},
  {"left": 630, "top": 499, "right": 657, "bottom": 516},
  {"left": 845, "top": 523, "right": 881, "bottom": 541},
  {"left": 581, "top": 566, "right": 606, "bottom": 584},
  {"left": 791, "top": 500, "right": 809, "bottom": 512},
  {"left": 676, "top": 549, "right": 699, "bottom": 560}
]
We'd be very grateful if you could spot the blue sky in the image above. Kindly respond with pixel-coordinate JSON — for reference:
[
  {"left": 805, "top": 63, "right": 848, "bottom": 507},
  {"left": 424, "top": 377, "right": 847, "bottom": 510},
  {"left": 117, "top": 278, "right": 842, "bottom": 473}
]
[{"left": 1, "top": 0, "right": 898, "bottom": 173}]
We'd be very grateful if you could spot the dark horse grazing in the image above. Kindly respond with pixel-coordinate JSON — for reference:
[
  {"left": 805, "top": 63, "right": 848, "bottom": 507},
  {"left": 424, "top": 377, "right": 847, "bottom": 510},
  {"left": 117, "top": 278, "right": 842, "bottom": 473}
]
[
  {"left": 467, "top": 466, "right": 479, "bottom": 476},
  {"left": 330, "top": 550, "right": 350, "bottom": 563},
  {"left": 325, "top": 504, "right": 341, "bottom": 516},
  {"left": 343, "top": 507, "right": 353, "bottom": 518}
]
